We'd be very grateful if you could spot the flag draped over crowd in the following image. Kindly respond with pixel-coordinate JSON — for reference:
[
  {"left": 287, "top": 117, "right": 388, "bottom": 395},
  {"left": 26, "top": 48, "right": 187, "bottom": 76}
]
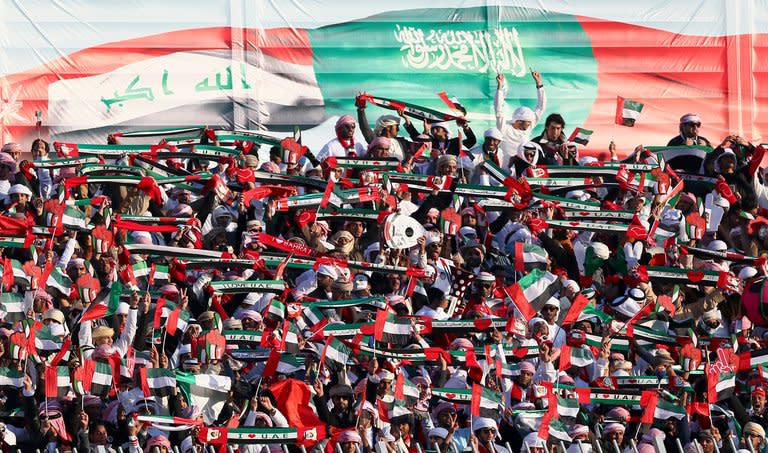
[{"left": 1, "top": 70, "right": 768, "bottom": 453}]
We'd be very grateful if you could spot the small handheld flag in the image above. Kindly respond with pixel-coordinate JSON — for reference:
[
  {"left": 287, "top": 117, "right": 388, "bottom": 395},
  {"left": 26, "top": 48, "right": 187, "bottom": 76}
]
[{"left": 615, "top": 96, "right": 644, "bottom": 127}]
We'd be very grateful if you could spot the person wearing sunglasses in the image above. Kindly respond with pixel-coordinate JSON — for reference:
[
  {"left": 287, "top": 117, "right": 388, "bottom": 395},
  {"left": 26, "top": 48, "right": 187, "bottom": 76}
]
[
  {"left": 667, "top": 113, "right": 712, "bottom": 147},
  {"left": 471, "top": 418, "right": 508, "bottom": 453}
]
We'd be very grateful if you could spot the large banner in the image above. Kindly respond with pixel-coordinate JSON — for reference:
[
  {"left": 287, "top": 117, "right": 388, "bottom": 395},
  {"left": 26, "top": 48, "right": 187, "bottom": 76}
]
[{"left": 1, "top": 0, "right": 766, "bottom": 153}]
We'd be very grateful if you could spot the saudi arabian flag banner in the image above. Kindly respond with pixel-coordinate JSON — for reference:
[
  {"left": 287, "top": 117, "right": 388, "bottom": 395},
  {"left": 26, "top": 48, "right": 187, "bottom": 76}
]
[
  {"left": 615, "top": 96, "right": 644, "bottom": 127},
  {"left": 568, "top": 127, "right": 593, "bottom": 145},
  {"left": 175, "top": 372, "right": 231, "bottom": 424},
  {"left": 0, "top": 368, "right": 24, "bottom": 388}
]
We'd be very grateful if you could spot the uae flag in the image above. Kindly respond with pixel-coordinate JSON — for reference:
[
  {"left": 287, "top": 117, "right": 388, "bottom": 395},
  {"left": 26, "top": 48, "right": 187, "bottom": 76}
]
[
  {"left": 470, "top": 384, "right": 502, "bottom": 418},
  {"left": 140, "top": 368, "right": 177, "bottom": 398},
  {"left": 319, "top": 336, "right": 351, "bottom": 371},
  {"left": 80, "top": 280, "right": 123, "bottom": 322},
  {"left": 46, "top": 266, "right": 73, "bottom": 296},
  {"left": 166, "top": 304, "right": 190, "bottom": 336},
  {"left": 568, "top": 127, "right": 593, "bottom": 145},
  {"left": 268, "top": 378, "right": 327, "bottom": 446},
  {"left": 62, "top": 205, "right": 89, "bottom": 229},
  {"left": 647, "top": 145, "right": 712, "bottom": 174},
  {"left": 373, "top": 310, "right": 412, "bottom": 345},
  {"left": 0, "top": 368, "right": 24, "bottom": 388},
  {"left": 506, "top": 268, "right": 562, "bottom": 321},
  {"left": 89, "top": 361, "right": 114, "bottom": 398},
  {"left": 0, "top": 293, "right": 25, "bottom": 322},
  {"left": 707, "top": 364, "right": 736, "bottom": 403},
  {"left": 45, "top": 365, "right": 72, "bottom": 399},
  {"left": 394, "top": 372, "right": 420, "bottom": 405},
  {"left": 267, "top": 298, "right": 286, "bottom": 320},
  {"left": 615, "top": 96, "right": 644, "bottom": 127},
  {"left": 175, "top": 372, "right": 231, "bottom": 424},
  {"left": 654, "top": 398, "right": 687, "bottom": 421},
  {"left": 548, "top": 419, "right": 572, "bottom": 443},
  {"left": 34, "top": 325, "right": 64, "bottom": 354},
  {"left": 559, "top": 345, "right": 595, "bottom": 371},
  {"left": 201, "top": 330, "right": 226, "bottom": 363},
  {"left": 556, "top": 395, "right": 580, "bottom": 419},
  {"left": 263, "top": 351, "right": 304, "bottom": 377}
]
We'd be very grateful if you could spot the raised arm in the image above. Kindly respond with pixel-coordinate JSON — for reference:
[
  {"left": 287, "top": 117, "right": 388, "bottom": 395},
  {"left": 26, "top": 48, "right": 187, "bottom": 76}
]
[
  {"left": 493, "top": 73, "right": 507, "bottom": 130},
  {"left": 531, "top": 70, "right": 547, "bottom": 125}
]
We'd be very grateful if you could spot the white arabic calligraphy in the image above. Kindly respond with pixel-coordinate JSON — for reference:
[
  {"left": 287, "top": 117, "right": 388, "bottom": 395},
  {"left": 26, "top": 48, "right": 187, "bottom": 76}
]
[{"left": 394, "top": 25, "right": 526, "bottom": 75}]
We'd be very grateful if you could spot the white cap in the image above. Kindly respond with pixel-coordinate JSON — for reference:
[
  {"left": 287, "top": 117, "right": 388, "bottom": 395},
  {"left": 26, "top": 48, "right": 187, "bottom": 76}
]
[
  {"left": 680, "top": 113, "right": 701, "bottom": 124},
  {"left": 566, "top": 190, "right": 591, "bottom": 201},
  {"left": 542, "top": 297, "right": 560, "bottom": 310},
  {"left": 427, "top": 427, "right": 449, "bottom": 439},
  {"left": 459, "top": 226, "right": 478, "bottom": 239},
  {"left": 512, "top": 106, "right": 536, "bottom": 122},
  {"left": 353, "top": 274, "right": 369, "bottom": 292},
  {"left": 473, "top": 417, "right": 498, "bottom": 432},
  {"left": 316, "top": 265, "right": 338, "bottom": 280},
  {"left": 739, "top": 267, "right": 758, "bottom": 279},
  {"left": 8, "top": 184, "right": 32, "bottom": 196},
  {"left": 523, "top": 432, "right": 546, "bottom": 448},
  {"left": 116, "top": 302, "right": 130, "bottom": 315},
  {"left": 484, "top": 128, "right": 503, "bottom": 141},
  {"left": 578, "top": 156, "right": 598, "bottom": 166},
  {"left": 707, "top": 240, "right": 728, "bottom": 252},
  {"left": 590, "top": 242, "right": 610, "bottom": 260}
]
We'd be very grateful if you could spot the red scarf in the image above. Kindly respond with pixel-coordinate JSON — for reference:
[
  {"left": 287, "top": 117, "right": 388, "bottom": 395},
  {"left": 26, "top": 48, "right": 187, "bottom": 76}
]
[{"left": 336, "top": 132, "right": 356, "bottom": 155}]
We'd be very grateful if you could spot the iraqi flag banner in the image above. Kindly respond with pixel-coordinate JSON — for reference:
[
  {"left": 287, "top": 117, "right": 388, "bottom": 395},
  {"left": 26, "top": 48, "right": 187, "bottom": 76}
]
[
  {"left": 140, "top": 368, "right": 177, "bottom": 398},
  {"left": 615, "top": 96, "right": 643, "bottom": 127}
]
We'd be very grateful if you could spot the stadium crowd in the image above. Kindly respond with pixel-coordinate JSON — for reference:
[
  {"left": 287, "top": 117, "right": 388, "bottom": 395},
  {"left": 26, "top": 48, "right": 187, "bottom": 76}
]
[{"left": 0, "top": 70, "right": 767, "bottom": 453}]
